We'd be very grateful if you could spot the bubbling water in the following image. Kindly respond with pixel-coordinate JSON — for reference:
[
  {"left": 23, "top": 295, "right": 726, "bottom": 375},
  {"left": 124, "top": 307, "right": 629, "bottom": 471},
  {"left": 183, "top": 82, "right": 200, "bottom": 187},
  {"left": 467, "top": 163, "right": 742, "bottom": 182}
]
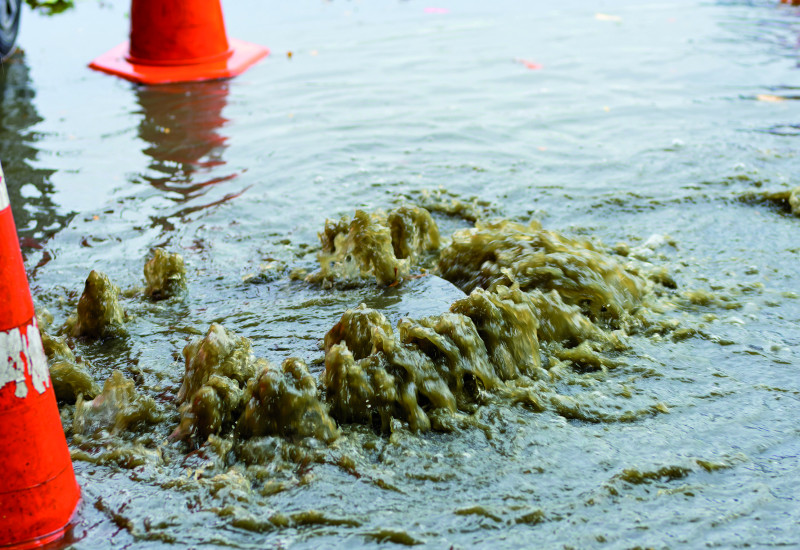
[{"left": 43, "top": 204, "right": 674, "bottom": 465}]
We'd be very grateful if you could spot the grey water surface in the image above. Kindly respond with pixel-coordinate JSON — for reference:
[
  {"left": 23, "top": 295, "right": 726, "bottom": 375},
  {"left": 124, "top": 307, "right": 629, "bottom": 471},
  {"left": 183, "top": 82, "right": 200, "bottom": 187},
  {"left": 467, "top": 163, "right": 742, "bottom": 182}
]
[{"left": 2, "top": 0, "right": 800, "bottom": 548}]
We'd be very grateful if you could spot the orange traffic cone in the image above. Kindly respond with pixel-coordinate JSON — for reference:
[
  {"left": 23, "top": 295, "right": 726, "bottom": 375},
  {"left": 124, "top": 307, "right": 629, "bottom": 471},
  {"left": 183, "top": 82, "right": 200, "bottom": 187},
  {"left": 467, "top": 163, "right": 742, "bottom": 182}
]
[
  {"left": 89, "top": 0, "right": 269, "bottom": 85},
  {"left": 0, "top": 163, "right": 80, "bottom": 548}
]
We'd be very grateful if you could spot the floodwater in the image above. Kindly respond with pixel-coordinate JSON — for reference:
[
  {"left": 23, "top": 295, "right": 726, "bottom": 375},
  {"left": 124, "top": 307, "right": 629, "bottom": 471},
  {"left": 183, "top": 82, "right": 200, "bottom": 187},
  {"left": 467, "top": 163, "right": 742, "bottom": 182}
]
[{"left": 2, "top": 0, "right": 800, "bottom": 548}]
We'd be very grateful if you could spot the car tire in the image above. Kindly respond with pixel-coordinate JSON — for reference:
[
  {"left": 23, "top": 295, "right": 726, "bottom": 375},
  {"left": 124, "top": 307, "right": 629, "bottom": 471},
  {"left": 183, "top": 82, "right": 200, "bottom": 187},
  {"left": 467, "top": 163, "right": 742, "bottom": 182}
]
[{"left": 0, "top": 0, "right": 21, "bottom": 61}]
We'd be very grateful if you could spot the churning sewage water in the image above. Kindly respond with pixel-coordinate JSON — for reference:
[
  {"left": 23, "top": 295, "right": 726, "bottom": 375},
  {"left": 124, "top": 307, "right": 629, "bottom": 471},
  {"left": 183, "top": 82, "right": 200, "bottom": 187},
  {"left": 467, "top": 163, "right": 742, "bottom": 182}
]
[{"left": 2, "top": 0, "right": 800, "bottom": 548}]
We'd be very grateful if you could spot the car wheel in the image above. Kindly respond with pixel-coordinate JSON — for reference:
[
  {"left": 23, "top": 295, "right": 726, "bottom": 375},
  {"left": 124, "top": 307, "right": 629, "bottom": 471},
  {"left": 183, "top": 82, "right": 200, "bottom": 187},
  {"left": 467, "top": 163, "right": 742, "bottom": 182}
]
[{"left": 0, "top": 0, "right": 21, "bottom": 61}]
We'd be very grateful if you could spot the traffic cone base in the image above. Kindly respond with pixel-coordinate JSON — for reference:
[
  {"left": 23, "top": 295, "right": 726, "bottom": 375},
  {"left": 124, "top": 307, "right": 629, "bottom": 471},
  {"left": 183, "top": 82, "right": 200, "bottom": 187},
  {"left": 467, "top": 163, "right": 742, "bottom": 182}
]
[
  {"left": 90, "top": 39, "right": 269, "bottom": 85},
  {"left": 2, "top": 528, "right": 72, "bottom": 550},
  {"left": 1, "top": 164, "right": 81, "bottom": 549},
  {"left": 0, "top": 323, "right": 81, "bottom": 550}
]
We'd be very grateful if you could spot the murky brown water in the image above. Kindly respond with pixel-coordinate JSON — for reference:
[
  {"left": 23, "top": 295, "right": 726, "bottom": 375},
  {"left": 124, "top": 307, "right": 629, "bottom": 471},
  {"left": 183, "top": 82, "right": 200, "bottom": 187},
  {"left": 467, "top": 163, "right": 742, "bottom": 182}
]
[{"left": 3, "top": 0, "right": 800, "bottom": 548}]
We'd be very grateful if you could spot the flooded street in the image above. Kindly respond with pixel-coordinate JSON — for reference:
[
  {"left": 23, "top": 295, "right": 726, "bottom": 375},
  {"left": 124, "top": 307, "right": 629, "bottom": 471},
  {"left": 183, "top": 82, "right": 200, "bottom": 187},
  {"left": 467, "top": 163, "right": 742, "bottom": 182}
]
[{"left": 2, "top": 0, "right": 800, "bottom": 547}]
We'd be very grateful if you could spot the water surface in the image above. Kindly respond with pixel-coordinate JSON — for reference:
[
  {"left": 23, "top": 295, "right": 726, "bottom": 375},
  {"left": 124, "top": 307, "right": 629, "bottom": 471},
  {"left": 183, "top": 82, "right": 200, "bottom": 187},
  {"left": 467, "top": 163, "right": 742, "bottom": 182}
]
[{"left": 2, "top": 0, "right": 800, "bottom": 547}]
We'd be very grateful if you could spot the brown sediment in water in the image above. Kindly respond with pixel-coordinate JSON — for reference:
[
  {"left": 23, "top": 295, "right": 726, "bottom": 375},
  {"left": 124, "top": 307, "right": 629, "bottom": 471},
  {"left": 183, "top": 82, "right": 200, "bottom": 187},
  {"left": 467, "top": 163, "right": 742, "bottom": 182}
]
[
  {"left": 176, "top": 324, "right": 336, "bottom": 444},
  {"left": 175, "top": 323, "right": 260, "bottom": 443},
  {"left": 237, "top": 357, "right": 338, "bottom": 443},
  {"left": 740, "top": 186, "right": 800, "bottom": 216},
  {"left": 321, "top": 283, "right": 632, "bottom": 434},
  {"left": 608, "top": 455, "right": 743, "bottom": 490},
  {"left": 35, "top": 307, "right": 99, "bottom": 402},
  {"left": 324, "top": 305, "right": 499, "bottom": 433},
  {"left": 61, "top": 206, "right": 670, "bottom": 452},
  {"left": 451, "top": 286, "right": 542, "bottom": 380},
  {"left": 388, "top": 205, "right": 441, "bottom": 261},
  {"left": 72, "top": 370, "right": 160, "bottom": 436},
  {"left": 150, "top": 209, "right": 657, "bottom": 441},
  {"left": 307, "top": 206, "right": 440, "bottom": 287},
  {"left": 680, "top": 289, "right": 742, "bottom": 310},
  {"left": 323, "top": 304, "right": 394, "bottom": 360},
  {"left": 145, "top": 248, "right": 187, "bottom": 300},
  {"left": 402, "top": 188, "right": 495, "bottom": 223},
  {"left": 41, "top": 331, "right": 99, "bottom": 403},
  {"left": 646, "top": 266, "right": 678, "bottom": 290},
  {"left": 437, "top": 220, "right": 645, "bottom": 328},
  {"left": 43, "top": 203, "right": 680, "bottom": 550},
  {"left": 317, "top": 212, "right": 656, "bottom": 433},
  {"left": 525, "top": 289, "right": 608, "bottom": 346},
  {"left": 63, "top": 270, "right": 126, "bottom": 338}
]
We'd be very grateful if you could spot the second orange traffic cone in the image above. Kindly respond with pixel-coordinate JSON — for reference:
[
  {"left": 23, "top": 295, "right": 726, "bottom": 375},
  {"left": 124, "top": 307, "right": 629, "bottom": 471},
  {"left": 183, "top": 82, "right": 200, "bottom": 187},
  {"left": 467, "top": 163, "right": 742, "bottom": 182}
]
[
  {"left": 0, "top": 162, "right": 80, "bottom": 548},
  {"left": 89, "top": 0, "right": 269, "bottom": 85}
]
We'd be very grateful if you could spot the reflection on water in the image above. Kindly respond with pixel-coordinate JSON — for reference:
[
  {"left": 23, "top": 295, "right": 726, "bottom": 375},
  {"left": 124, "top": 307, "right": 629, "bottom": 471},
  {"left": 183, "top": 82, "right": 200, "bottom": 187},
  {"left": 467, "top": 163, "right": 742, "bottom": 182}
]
[
  {"left": 135, "top": 81, "right": 245, "bottom": 232},
  {"left": 714, "top": 2, "right": 800, "bottom": 140},
  {"left": 136, "top": 82, "right": 231, "bottom": 202},
  {"left": 0, "top": 52, "right": 71, "bottom": 254}
]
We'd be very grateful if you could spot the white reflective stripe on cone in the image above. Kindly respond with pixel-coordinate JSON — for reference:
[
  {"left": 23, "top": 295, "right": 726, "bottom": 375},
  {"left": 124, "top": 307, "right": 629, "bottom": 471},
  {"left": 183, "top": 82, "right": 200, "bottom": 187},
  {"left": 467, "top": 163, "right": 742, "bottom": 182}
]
[
  {"left": 0, "top": 318, "right": 50, "bottom": 398},
  {"left": 0, "top": 161, "right": 8, "bottom": 211}
]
